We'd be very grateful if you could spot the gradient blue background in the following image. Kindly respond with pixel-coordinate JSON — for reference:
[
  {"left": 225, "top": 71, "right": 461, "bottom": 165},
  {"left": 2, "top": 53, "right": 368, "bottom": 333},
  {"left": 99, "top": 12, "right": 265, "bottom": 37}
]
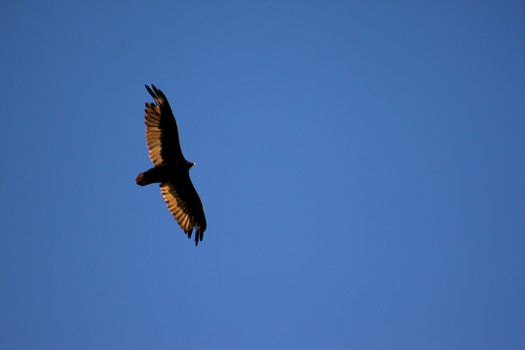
[{"left": 1, "top": 1, "right": 524, "bottom": 349}]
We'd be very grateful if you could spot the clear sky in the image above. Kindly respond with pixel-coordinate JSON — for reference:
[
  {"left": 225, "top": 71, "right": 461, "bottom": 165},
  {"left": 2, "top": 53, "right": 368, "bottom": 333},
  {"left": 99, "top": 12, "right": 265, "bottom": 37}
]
[{"left": 1, "top": 1, "right": 524, "bottom": 349}]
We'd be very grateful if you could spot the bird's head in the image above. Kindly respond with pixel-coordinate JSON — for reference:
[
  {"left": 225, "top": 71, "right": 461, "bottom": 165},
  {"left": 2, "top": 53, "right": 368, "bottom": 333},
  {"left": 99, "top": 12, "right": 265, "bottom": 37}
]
[{"left": 185, "top": 161, "right": 196, "bottom": 170}]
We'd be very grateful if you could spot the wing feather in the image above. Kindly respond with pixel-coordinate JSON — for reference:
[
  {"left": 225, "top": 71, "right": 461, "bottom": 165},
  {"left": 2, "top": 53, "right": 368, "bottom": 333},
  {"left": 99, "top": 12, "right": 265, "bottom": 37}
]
[
  {"left": 144, "top": 85, "right": 185, "bottom": 166},
  {"left": 160, "top": 173, "right": 207, "bottom": 245}
]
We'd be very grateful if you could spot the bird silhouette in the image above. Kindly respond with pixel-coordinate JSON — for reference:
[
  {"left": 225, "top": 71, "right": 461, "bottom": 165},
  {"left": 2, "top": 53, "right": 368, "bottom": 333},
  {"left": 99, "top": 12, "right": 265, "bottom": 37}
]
[{"left": 136, "top": 85, "right": 207, "bottom": 245}]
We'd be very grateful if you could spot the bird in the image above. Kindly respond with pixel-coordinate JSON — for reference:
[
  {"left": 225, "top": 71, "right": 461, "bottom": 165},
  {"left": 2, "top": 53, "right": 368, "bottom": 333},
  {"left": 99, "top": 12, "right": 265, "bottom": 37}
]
[{"left": 136, "top": 84, "right": 207, "bottom": 245}]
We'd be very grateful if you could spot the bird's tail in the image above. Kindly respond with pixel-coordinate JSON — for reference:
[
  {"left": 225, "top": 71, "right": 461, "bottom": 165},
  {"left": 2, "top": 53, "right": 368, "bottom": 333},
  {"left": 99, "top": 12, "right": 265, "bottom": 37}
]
[
  {"left": 136, "top": 172, "right": 149, "bottom": 186},
  {"left": 136, "top": 167, "right": 167, "bottom": 186}
]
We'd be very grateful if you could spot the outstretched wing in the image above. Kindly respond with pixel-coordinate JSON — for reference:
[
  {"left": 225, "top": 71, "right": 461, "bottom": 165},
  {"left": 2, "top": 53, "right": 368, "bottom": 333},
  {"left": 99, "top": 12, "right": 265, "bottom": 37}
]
[
  {"left": 160, "top": 173, "right": 207, "bottom": 245},
  {"left": 144, "top": 84, "right": 186, "bottom": 166}
]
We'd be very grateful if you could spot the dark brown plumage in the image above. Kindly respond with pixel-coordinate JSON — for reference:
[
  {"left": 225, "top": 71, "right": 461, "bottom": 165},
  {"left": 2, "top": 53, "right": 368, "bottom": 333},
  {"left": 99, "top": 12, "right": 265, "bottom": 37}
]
[{"left": 136, "top": 84, "right": 207, "bottom": 245}]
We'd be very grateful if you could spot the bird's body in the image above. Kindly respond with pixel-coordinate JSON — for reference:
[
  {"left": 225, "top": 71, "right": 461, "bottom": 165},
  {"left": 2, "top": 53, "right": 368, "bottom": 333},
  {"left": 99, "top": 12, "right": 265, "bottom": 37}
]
[
  {"left": 136, "top": 85, "right": 207, "bottom": 245},
  {"left": 136, "top": 162, "right": 193, "bottom": 186}
]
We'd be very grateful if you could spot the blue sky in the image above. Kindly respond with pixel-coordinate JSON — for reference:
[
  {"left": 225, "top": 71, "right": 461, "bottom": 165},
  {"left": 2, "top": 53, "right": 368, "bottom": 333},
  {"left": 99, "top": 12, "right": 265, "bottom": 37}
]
[{"left": 1, "top": 0, "right": 524, "bottom": 349}]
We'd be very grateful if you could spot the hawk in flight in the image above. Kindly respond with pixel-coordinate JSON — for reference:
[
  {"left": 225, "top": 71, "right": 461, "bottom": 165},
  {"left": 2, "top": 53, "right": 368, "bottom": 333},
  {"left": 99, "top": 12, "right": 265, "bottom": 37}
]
[{"left": 136, "top": 85, "right": 207, "bottom": 245}]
